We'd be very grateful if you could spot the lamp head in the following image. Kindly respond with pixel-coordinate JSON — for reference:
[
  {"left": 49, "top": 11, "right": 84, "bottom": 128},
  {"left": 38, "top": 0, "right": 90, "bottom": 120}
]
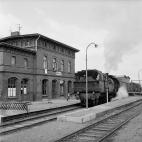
[{"left": 94, "top": 43, "right": 98, "bottom": 48}]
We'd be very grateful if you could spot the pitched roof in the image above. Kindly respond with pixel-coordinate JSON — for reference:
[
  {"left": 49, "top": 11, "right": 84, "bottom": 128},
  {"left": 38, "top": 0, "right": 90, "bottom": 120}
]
[
  {"left": 0, "top": 33, "right": 79, "bottom": 52},
  {"left": 0, "top": 42, "right": 36, "bottom": 54}
]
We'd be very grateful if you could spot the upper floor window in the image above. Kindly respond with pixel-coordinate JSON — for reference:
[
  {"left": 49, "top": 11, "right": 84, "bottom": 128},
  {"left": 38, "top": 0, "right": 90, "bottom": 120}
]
[
  {"left": 24, "top": 58, "right": 28, "bottom": 68},
  {"left": 53, "top": 58, "right": 57, "bottom": 71},
  {"left": 68, "top": 50, "right": 71, "bottom": 55},
  {"left": 68, "top": 61, "right": 71, "bottom": 73},
  {"left": 53, "top": 45, "right": 56, "bottom": 50},
  {"left": 25, "top": 40, "right": 30, "bottom": 47},
  {"left": 11, "top": 56, "right": 16, "bottom": 66},
  {"left": 61, "top": 60, "right": 64, "bottom": 72},
  {"left": 61, "top": 48, "right": 64, "bottom": 53},
  {"left": 43, "top": 56, "right": 48, "bottom": 69}
]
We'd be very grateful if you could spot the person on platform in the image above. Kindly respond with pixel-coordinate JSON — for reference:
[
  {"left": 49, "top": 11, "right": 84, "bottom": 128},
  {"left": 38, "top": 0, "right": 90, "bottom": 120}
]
[{"left": 67, "top": 92, "right": 70, "bottom": 101}]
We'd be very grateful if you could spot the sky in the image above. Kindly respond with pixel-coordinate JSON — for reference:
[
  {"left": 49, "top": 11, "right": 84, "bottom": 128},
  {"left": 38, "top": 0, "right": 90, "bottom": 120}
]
[{"left": 0, "top": 0, "right": 142, "bottom": 81}]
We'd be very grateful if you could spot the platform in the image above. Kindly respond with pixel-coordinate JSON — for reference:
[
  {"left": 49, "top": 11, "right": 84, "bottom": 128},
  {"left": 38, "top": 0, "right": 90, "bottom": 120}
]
[
  {"left": 0, "top": 98, "right": 80, "bottom": 117},
  {"left": 57, "top": 96, "right": 142, "bottom": 123}
]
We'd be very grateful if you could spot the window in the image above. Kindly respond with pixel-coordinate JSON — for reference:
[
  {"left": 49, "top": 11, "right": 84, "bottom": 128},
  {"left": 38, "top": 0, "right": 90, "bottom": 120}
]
[
  {"left": 21, "top": 79, "right": 28, "bottom": 95},
  {"left": 61, "top": 48, "right": 64, "bottom": 53},
  {"left": 68, "top": 61, "right": 71, "bottom": 73},
  {"left": 25, "top": 40, "right": 30, "bottom": 47},
  {"left": 21, "top": 41, "right": 23, "bottom": 47},
  {"left": 42, "top": 79, "right": 48, "bottom": 95},
  {"left": 53, "top": 58, "right": 57, "bottom": 71},
  {"left": 60, "top": 60, "right": 64, "bottom": 72},
  {"left": 53, "top": 45, "right": 56, "bottom": 50},
  {"left": 11, "top": 56, "right": 16, "bottom": 66},
  {"left": 43, "top": 56, "right": 48, "bottom": 69},
  {"left": 68, "top": 81, "right": 72, "bottom": 93},
  {"left": 8, "top": 77, "right": 17, "bottom": 97},
  {"left": 24, "top": 58, "right": 28, "bottom": 68},
  {"left": 60, "top": 80, "right": 64, "bottom": 96},
  {"left": 68, "top": 50, "right": 71, "bottom": 55}
]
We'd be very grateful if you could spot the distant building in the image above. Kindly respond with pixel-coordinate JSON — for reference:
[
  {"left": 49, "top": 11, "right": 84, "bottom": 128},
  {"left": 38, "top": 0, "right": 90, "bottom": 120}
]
[
  {"left": 116, "top": 75, "right": 130, "bottom": 87},
  {"left": 0, "top": 32, "right": 79, "bottom": 101}
]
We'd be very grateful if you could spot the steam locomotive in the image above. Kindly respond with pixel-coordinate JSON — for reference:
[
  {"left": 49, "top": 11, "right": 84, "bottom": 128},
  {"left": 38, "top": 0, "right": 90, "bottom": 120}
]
[{"left": 74, "top": 69, "right": 141, "bottom": 107}]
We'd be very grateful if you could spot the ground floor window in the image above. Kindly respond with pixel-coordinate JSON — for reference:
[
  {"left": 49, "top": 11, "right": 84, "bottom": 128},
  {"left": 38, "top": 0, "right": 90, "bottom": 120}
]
[
  {"left": 52, "top": 80, "right": 57, "bottom": 98},
  {"left": 68, "top": 81, "right": 72, "bottom": 93},
  {"left": 8, "top": 77, "right": 17, "bottom": 97},
  {"left": 21, "top": 79, "right": 28, "bottom": 95},
  {"left": 42, "top": 79, "right": 48, "bottom": 95},
  {"left": 60, "top": 80, "right": 64, "bottom": 96}
]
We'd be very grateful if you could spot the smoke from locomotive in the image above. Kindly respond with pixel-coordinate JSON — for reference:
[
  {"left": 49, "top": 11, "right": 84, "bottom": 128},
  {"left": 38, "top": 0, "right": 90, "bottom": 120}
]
[{"left": 112, "top": 85, "right": 128, "bottom": 101}]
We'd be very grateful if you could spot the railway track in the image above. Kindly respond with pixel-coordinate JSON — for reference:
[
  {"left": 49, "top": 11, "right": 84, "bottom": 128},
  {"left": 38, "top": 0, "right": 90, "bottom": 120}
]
[
  {"left": 0, "top": 104, "right": 81, "bottom": 135},
  {"left": 55, "top": 100, "right": 142, "bottom": 142}
]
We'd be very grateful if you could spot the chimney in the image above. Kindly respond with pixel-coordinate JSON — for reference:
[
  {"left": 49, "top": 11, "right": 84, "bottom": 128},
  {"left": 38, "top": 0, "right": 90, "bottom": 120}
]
[{"left": 11, "top": 31, "right": 20, "bottom": 36}]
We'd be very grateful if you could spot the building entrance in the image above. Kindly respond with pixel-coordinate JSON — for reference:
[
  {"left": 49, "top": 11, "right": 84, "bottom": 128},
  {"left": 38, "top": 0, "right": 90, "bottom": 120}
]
[{"left": 52, "top": 80, "right": 57, "bottom": 98}]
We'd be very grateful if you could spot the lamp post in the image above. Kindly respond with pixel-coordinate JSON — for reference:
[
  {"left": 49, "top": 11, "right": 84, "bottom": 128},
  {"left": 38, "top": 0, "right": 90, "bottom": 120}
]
[
  {"left": 105, "top": 73, "right": 109, "bottom": 103},
  {"left": 138, "top": 69, "right": 142, "bottom": 85},
  {"left": 86, "top": 42, "right": 98, "bottom": 109},
  {"left": 138, "top": 69, "right": 142, "bottom": 94}
]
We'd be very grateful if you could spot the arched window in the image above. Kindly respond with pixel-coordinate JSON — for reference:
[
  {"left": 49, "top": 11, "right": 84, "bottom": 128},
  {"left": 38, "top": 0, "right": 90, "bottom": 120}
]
[
  {"left": 43, "top": 56, "right": 48, "bottom": 69},
  {"left": 60, "top": 60, "right": 64, "bottom": 72},
  {"left": 42, "top": 79, "right": 48, "bottom": 95},
  {"left": 68, "top": 61, "right": 71, "bottom": 73},
  {"left": 53, "top": 58, "right": 57, "bottom": 71},
  {"left": 68, "top": 81, "right": 72, "bottom": 93},
  {"left": 8, "top": 77, "right": 17, "bottom": 97},
  {"left": 60, "top": 80, "right": 64, "bottom": 96},
  {"left": 24, "top": 58, "right": 28, "bottom": 68},
  {"left": 11, "top": 56, "right": 16, "bottom": 66},
  {"left": 52, "top": 80, "right": 57, "bottom": 98},
  {"left": 21, "top": 79, "right": 28, "bottom": 95}
]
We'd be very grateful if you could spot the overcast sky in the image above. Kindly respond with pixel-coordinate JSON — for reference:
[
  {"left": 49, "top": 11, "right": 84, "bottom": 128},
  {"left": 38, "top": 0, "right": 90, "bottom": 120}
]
[{"left": 0, "top": 0, "right": 142, "bottom": 81}]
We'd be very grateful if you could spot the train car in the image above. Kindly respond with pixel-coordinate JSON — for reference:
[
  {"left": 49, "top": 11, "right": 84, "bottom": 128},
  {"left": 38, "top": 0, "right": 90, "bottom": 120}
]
[
  {"left": 116, "top": 75, "right": 142, "bottom": 96},
  {"left": 74, "top": 70, "right": 120, "bottom": 106},
  {"left": 127, "top": 82, "right": 142, "bottom": 96}
]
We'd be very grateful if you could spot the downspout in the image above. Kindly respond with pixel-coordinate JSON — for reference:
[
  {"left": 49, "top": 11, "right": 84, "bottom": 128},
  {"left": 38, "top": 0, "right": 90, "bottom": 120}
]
[
  {"left": 35, "top": 34, "right": 40, "bottom": 51},
  {"left": 33, "top": 34, "right": 40, "bottom": 101}
]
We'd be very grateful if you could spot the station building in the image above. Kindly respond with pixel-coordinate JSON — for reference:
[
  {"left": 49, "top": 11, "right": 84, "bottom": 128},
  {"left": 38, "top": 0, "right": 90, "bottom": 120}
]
[
  {"left": 0, "top": 32, "right": 79, "bottom": 102},
  {"left": 116, "top": 75, "right": 130, "bottom": 84}
]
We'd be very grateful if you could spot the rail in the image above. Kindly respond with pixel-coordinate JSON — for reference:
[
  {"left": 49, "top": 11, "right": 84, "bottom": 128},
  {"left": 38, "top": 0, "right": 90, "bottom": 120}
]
[
  {"left": 0, "top": 105, "right": 81, "bottom": 135},
  {"left": 55, "top": 100, "right": 142, "bottom": 142}
]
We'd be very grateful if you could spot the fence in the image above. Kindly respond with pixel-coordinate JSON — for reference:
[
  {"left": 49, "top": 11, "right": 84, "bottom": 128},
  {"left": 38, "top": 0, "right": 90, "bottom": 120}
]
[{"left": 0, "top": 102, "right": 29, "bottom": 113}]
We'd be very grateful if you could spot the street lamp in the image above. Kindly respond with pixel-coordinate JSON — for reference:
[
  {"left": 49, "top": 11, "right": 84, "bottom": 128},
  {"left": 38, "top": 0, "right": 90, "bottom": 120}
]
[
  {"left": 138, "top": 69, "right": 142, "bottom": 86},
  {"left": 86, "top": 42, "right": 98, "bottom": 109},
  {"left": 138, "top": 69, "right": 142, "bottom": 95}
]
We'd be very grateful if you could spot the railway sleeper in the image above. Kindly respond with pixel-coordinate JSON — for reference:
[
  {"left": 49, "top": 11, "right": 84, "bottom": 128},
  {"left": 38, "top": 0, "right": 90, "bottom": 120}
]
[
  {"left": 79, "top": 133, "right": 100, "bottom": 138},
  {"left": 91, "top": 127, "right": 111, "bottom": 131},
  {"left": 77, "top": 135, "right": 98, "bottom": 141},
  {"left": 95, "top": 125, "right": 115, "bottom": 130},
  {"left": 76, "top": 138, "right": 95, "bottom": 142},
  {"left": 106, "top": 119, "right": 124, "bottom": 123},
  {"left": 83, "top": 130, "right": 106, "bottom": 137}
]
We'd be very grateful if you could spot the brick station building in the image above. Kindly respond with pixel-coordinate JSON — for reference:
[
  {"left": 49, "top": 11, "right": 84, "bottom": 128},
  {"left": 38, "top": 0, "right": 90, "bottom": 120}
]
[{"left": 0, "top": 32, "right": 79, "bottom": 102}]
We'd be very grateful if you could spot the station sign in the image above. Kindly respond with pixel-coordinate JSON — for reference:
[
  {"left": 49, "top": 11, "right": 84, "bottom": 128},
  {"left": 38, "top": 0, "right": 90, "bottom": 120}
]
[{"left": 56, "top": 71, "right": 62, "bottom": 76}]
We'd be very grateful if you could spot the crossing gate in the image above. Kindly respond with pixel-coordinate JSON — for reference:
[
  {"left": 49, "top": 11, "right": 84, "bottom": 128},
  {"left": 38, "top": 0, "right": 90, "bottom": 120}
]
[{"left": 0, "top": 102, "right": 29, "bottom": 113}]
